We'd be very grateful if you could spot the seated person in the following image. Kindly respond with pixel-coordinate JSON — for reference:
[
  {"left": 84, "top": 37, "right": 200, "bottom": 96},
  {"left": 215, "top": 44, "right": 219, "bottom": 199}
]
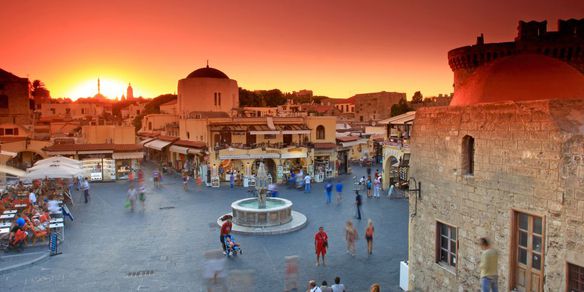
[
  {"left": 9, "top": 218, "right": 28, "bottom": 250},
  {"left": 47, "top": 198, "right": 61, "bottom": 214}
]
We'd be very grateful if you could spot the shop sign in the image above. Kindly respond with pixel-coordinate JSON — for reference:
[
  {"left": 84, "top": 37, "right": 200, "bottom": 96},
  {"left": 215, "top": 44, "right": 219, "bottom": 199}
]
[
  {"left": 90, "top": 172, "right": 102, "bottom": 181},
  {"left": 281, "top": 152, "right": 307, "bottom": 159},
  {"left": 219, "top": 154, "right": 250, "bottom": 160},
  {"left": 249, "top": 153, "right": 280, "bottom": 159}
]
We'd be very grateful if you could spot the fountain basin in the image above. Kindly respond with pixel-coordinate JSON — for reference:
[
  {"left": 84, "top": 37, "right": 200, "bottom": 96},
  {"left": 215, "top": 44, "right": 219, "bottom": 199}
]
[{"left": 231, "top": 197, "right": 293, "bottom": 227}]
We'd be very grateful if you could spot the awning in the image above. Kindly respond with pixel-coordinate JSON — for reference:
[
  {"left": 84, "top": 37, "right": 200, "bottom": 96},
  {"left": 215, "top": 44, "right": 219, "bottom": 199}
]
[
  {"left": 78, "top": 150, "right": 113, "bottom": 154},
  {"left": 280, "top": 124, "right": 311, "bottom": 135},
  {"left": 0, "top": 150, "right": 17, "bottom": 158},
  {"left": 169, "top": 145, "right": 189, "bottom": 154},
  {"left": 112, "top": 152, "right": 144, "bottom": 160},
  {"left": 249, "top": 153, "right": 280, "bottom": 159},
  {"left": 0, "top": 165, "right": 26, "bottom": 177},
  {"left": 140, "top": 138, "right": 155, "bottom": 145},
  {"left": 378, "top": 111, "right": 416, "bottom": 125},
  {"left": 281, "top": 152, "right": 307, "bottom": 159},
  {"left": 219, "top": 154, "right": 250, "bottom": 160},
  {"left": 144, "top": 140, "right": 172, "bottom": 151},
  {"left": 340, "top": 139, "right": 368, "bottom": 148},
  {"left": 188, "top": 148, "right": 203, "bottom": 154},
  {"left": 249, "top": 125, "right": 280, "bottom": 135}
]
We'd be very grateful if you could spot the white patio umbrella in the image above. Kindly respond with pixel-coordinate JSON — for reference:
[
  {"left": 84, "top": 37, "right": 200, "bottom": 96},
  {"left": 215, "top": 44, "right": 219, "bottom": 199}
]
[
  {"left": 27, "top": 161, "right": 82, "bottom": 173},
  {"left": 24, "top": 163, "right": 84, "bottom": 180},
  {"left": 34, "top": 156, "right": 82, "bottom": 167}
]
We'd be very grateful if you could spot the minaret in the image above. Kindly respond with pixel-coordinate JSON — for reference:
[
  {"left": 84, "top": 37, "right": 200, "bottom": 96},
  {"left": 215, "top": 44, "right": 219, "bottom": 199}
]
[
  {"left": 97, "top": 78, "right": 101, "bottom": 95},
  {"left": 127, "top": 83, "right": 134, "bottom": 100}
]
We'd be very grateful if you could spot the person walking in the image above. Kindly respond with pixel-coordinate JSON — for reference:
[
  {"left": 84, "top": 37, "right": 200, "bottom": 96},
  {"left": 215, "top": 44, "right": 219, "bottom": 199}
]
[
  {"left": 320, "top": 281, "right": 333, "bottom": 292},
  {"left": 314, "top": 226, "right": 328, "bottom": 266},
  {"left": 345, "top": 220, "right": 358, "bottom": 256},
  {"left": 355, "top": 191, "right": 362, "bottom": 220},
  {"left": 182, "top": 172, "right": 189, "bottom": 191},
  {"left": 480, "top": 237, "right": 499, "bottom": 292},
  {"left": 370, "top": 283, "right": 380, "bottom": 292},
  {"left": 308, "top": 280, "right": 322, "bottom": 292},
  {"left": 153, "top": 169, "right": 160, "bottom": 188},
  {"left": 304, "top": 174, "right": 312, "bottom": 193},
  {"left": 325, "top": 181, "right": 333, "bottom": 204},
  {"left": 81, "top": 177, "right": 90, "bottom": 203},
  {"left": 229, "top": 171, "right": 235, "bottom": 189},
  {"left": 220, "top": 216, "right": 233, "bottom": 254},
  {"left": 127, "top": 184, "right": 137, "bottom": 212},
  {"left": 365, "top": 219, "right": 375, "bottom": 255},
  {"left": 138, "top": 184, "right": 146, "bottom": 211},
  {"left": 373, "top": 177, "right": 381, "bottom": 198},
  {"left": 335, "top": 180, "right": 343, "bottom": 204},
  {"left": 331, "top": 277, "right": 346, "bottom": 292},
  {"left": 366, "top": 176, "right": 372, "bottom": 198}
]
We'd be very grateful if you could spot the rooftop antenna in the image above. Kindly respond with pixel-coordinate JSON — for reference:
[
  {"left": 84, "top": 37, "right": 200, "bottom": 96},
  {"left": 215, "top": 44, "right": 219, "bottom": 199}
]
[{"left": 97, "top": 77, "right": 101, "bottom": 95}]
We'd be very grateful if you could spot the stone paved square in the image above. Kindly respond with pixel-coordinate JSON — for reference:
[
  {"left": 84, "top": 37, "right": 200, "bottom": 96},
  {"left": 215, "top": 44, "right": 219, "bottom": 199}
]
[{"left": 0, "top": 164, "right": 408, "bottom": 291}]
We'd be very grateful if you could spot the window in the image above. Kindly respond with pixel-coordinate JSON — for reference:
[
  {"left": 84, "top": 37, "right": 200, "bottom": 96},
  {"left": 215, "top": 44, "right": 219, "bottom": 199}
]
[
  {"left": 0, "top": 128, "right": 4, "bottom": 136},
  {"left": 436, "top": 222, "right": 457, "bottom": 269},
  {"left": 568, "top": 263, "right": 584, "bottom": 292},
  {"left": 65, "top": 108, "right": 71, "bottom": 114},
  {"left": 316, "top": 125, "right": 325, "bottom": 140},
  {"left": 81, "top": 109, "right": 85, "bottom": 114},
  {"left": 0, "top": 95, "right": 7, "bottom": 108},
  {"left": 462, "top": 135, "right": 475, "bottom": 175},
  {"left": 13, "top": 128, "right": 18, "bottom": 136},
  {"left": 511, "top": 212, "right": 544, "bottom": 292},
  {"left": 218, "top": 92, "right": 221, "bottom": 106},
  {"left": 51, "top": 108, "right": 56, "bottom": 114},
  {"left": 186, "top": 132, "right": 190, "bottom": 139},
  {"left": 5, "top": 128, "right": 13, "bottom": 135}
]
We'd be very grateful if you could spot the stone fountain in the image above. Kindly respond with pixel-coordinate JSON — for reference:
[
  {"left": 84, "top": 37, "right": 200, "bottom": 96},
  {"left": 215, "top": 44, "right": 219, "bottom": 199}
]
[{"left": 218, "top": 162, "right": 307, "bottom": 235}]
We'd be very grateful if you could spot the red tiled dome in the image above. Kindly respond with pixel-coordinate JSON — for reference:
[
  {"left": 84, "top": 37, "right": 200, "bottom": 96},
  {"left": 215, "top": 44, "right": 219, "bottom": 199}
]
[{"left": 450, "top": 54, "right": 584, "bottom": 106}]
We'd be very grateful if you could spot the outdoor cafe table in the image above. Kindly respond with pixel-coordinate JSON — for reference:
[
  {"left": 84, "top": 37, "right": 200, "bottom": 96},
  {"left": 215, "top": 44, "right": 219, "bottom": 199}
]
[
  {"left": 3, "top": 210, "right": 17, "bottom": 215},
  {"left": 0, "top": 222, "right": 11, "bottom": 229},
  {"left": 0, "top": 228, "right": 9, "bottom": 235},
  {"left": 0, "top": 214, "right": 15, "bottom": 222},
  {"left": 14, "top": 204, "right": 27, "bottom": 209},
  {"left": 49, "top": 218, "right": 64, "bottom": 224},
  {"left": 49, "top": 223, "right": 65, "bottom": 241}
]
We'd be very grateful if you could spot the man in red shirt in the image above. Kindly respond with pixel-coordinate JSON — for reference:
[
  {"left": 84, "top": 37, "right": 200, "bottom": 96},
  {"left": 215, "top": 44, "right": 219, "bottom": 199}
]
[
  {"left": 220, "top": 217, "right": 233, "bottom": 254},
  {"left": 314, "top": 226, "right": 328, "bottom": 266}
]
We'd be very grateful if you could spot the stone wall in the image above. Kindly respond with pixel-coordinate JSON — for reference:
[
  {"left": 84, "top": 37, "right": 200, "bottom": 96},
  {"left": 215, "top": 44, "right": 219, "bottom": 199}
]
[{"left": 407, "top": 99, "right": 584, "bottom": 291}]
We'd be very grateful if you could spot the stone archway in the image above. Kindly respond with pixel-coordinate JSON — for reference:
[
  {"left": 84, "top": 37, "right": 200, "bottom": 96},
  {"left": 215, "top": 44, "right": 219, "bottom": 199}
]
[
  {"left": 383, "top": 155, "right": 399, "bottom": 189},
  {"left": 7, "top": 151, "right": 45, "bottom": 170}
]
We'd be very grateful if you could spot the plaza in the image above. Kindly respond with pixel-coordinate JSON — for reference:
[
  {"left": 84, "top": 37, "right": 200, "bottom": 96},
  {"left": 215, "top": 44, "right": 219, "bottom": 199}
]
[{"left": 0, "top": 163, "right": 408, "bottom": 291}]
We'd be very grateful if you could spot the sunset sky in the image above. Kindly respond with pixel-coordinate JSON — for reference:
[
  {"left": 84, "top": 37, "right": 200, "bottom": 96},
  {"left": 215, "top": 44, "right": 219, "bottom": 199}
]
[{"left": 1, "top": 0, "right": 582, "bottom": 100}]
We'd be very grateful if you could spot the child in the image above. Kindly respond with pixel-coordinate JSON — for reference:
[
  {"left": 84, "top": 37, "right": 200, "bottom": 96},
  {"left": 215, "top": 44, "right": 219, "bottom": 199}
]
[{"left": 224, "top": 234, "right": 241, "bottom": 254}]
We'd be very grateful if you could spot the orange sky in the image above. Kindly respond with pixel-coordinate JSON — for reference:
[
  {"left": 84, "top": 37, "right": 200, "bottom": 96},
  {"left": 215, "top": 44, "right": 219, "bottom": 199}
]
[{"left": 1, "top": 0, "right": 582, "bottom": 100}]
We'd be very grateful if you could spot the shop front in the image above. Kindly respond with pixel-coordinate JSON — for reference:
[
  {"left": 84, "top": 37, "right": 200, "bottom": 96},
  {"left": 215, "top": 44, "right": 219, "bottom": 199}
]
[
  {"left": 42, "top": 144, "right": 144, "bottom": 181},
  {"left": 112, "top": 151, "right": 144, "bottom": 180},
  {"left": 312, "top": 143, "right": 337, "bottom": 182},
  {"left": 280, "top": 148, "right": 309, "bottom": 183},
  {"left": 144, "top": 138, "right": 176, "bottom": 166}
]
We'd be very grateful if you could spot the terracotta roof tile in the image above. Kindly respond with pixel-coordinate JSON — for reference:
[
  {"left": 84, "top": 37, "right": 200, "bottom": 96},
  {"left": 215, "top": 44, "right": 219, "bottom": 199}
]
[
  {"left": 173, "top": 140, "right": 206, "bottom": 149},
  {"left": 44, "top": 143, "right": 143, "bottom": 152},
  {"left": 157, "top": 135, "right": 179, "bottom": 142},
  {"left": 313, "top": 143, "right": 337, "bottom": 150},
  {"left": 0, "top": 137, "right": 27, "bottom": 143},
  {"left": 336, "top": 136, "right": 358, "bottom": 142}
]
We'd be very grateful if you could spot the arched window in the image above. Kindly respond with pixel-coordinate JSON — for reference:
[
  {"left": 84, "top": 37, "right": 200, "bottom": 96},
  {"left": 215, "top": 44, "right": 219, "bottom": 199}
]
[
  {"left": 316, "top": 125, "right": 325, "bottom": 140},
  {"left": 462, "top": 135, "right": 475, "bottom": 176}
]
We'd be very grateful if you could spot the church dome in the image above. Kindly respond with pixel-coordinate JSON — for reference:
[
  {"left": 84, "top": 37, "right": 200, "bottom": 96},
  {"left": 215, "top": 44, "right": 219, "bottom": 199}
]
[
  {"left": 186, "top": 66, "right": 229, "bottom": 79},
  {"left": 450, "top": 54, "right": 584, "bottom": 106}
]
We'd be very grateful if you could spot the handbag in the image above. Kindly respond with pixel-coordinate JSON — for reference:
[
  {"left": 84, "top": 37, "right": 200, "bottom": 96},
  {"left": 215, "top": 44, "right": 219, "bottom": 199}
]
[{"left": 124, "top": 199, "right": 131, "bottom": 209}]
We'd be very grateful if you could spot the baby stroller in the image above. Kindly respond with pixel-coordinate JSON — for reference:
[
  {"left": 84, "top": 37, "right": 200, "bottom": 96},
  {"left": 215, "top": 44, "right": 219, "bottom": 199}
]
[{"left": 224, "top": 234, "right": 242, "bottom": 257}]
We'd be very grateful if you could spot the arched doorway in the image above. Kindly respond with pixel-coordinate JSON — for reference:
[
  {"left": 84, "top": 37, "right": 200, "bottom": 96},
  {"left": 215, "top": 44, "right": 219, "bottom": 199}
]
[
  {"left": 384, "top": 155, "right": 399, "bottom": 188},
  {"left": 253, "top": 159, "right": 277, "bottom": 181},
  {"left": 7, "top": 151, "right": 44, "bottom": 170}
]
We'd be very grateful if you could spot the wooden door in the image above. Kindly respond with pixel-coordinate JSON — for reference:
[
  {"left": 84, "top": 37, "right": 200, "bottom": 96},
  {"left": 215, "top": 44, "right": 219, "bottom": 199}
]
[{"left": 513, "top": 212, "right": 544, "bottom": 292}]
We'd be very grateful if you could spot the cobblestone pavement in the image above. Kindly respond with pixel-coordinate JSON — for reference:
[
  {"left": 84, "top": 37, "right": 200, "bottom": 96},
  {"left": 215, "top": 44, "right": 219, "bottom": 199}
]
[{"left": 0, "top": 163, "right": 408, "bottom": 291}]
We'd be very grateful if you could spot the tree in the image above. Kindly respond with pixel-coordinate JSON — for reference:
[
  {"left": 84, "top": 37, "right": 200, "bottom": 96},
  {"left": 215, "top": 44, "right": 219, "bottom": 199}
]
[
  {"left": 32, "top": 79, "right": 51, "bottom": 101},
  {"left": 390, "top": 97, "right": 413, "bottom": 117},
  {"left": 411, "top": 91, "right": 423, "bottom": 104}
]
